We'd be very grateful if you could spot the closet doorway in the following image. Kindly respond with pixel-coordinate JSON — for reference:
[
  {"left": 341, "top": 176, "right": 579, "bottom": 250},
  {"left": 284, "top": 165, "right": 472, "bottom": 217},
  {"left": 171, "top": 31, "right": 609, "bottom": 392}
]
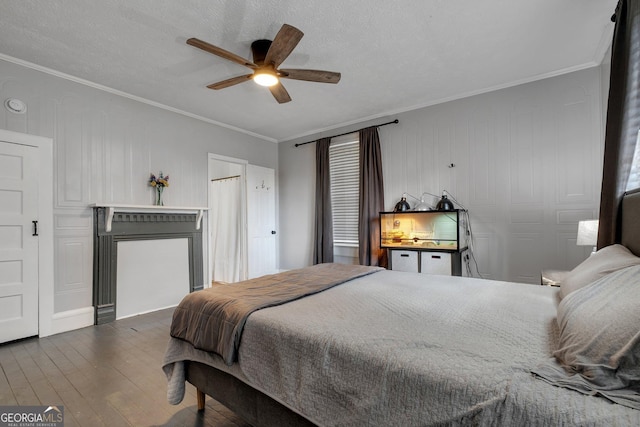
[
  {"left": 208, "top": 154, "right": 277, "bottom": 285},
  {"left": 208, "top": 155, "right": 247, "bottom": 284}
]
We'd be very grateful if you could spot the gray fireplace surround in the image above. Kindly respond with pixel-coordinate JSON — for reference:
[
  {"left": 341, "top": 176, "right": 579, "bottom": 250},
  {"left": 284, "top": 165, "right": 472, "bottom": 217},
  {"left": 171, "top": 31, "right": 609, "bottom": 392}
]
[{"left": 92, "top": 206, "right": 205, "bottom": 324}]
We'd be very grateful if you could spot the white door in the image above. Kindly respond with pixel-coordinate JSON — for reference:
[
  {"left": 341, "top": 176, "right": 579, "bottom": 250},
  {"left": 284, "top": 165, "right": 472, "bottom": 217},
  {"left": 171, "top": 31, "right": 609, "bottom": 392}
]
[
  {"left": 246, "top": 165, "right": 276, "bottom": 278},
  {"left": 0, "top": 141, "right": 39, "bottom": 343}
]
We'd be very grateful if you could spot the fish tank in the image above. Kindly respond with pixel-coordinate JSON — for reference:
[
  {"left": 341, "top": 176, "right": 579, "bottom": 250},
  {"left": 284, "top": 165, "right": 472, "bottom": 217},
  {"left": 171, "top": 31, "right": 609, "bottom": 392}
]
[{"left": 379, "top": 210, "right": 467, "bottom": 251}]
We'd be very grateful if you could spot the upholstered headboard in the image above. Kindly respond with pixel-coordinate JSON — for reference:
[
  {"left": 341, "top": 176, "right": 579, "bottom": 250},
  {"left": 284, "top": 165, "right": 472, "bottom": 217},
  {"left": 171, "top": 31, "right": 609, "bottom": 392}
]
[{"left": 621, "top": 189, "right": 640, "bottom": 257}]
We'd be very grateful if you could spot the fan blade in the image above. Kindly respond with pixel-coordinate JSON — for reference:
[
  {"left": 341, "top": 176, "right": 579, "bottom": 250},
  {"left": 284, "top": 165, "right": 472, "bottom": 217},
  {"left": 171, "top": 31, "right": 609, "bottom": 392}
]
[
  {"left": 207, "top": 74, "right": 253, "bottom": 90},
  {"left": 187, "top": 38, "right": 257, "bottom": 69},
  {"left": 269, "top": 82, "right": 292, "bottom": 104},
  {"left": 279, "top": 69, "right": 341, "bottom": 84},
  {"left": 264, "top": 24, "right": 304, "bottom": 68}
]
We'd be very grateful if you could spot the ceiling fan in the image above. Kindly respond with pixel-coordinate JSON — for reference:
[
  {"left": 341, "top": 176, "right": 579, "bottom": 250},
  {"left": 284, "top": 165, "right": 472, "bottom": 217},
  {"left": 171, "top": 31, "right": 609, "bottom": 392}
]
[{"left": 187, "top": 24, "right": 341, "bottom": 104}]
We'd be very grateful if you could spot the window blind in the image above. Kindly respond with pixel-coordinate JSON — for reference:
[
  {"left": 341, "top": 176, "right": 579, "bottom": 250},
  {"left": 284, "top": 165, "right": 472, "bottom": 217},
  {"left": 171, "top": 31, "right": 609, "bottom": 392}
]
[{"left": 329, "top": 138, "right": 359, "bottom": 246}]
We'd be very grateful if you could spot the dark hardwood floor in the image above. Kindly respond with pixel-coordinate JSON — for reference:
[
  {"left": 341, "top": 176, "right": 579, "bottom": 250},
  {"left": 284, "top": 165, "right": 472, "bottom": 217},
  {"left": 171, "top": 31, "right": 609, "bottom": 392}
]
[{"left": 0, "top": 308, "right": 252, "bottom": 427}]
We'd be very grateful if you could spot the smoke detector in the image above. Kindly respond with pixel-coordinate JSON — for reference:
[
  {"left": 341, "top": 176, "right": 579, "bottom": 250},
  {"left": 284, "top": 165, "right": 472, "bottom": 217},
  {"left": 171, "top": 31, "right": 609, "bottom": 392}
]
[{"left": 4, "top": 98, "right": 27, "bottom": 114}]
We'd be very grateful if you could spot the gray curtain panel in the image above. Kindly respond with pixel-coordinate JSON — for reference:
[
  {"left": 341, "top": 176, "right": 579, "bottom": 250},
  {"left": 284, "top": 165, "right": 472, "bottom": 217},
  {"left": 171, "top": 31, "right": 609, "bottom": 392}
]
[
  {"left": 358, "top": 127, "right": 387, "bottom": 267},
  {"left": 313, "top": 137, "right": 334, "bottom": 264},
  {"left": 598, "top": 0, "right": 640, "bottom": 249}
]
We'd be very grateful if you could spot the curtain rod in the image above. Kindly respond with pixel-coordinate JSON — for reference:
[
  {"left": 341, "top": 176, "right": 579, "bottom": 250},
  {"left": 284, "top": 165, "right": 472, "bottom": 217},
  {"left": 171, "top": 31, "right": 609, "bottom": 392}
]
[
  {"left": 294, "top": 119, "right": 399, "bottom": 147},
  {"left": 211, "top": 175, "right": 240, "bottom": 182}
]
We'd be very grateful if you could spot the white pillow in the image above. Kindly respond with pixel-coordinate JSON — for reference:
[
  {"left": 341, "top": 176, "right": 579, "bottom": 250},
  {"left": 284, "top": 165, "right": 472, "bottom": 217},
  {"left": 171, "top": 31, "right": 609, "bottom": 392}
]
[
  {"left": 533, "top": 264, "right": 640, "bottom": 409},
  {"left": 559, "top": 244, "right": 640, "bottom": 299}
]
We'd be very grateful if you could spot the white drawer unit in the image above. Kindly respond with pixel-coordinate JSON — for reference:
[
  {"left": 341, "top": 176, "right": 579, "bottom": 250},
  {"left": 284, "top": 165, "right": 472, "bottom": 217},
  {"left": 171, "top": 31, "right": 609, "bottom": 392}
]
[
  {"left": 388, "top": 249, "right": 464, "bottom": 276},
  {"left": 420, "top": 252, "right": 452, "bottom": 276},
  {"left": 390, "top": 250, "right": 419, "bottom": 272}
]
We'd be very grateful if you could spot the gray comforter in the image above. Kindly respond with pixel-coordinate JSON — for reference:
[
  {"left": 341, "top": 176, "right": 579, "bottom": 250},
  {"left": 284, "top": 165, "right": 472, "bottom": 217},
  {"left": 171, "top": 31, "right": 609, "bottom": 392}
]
[
  {"left": 164, "top": 269, "right": 640, "bottom": 426},
  {"left": 170, "top": 263, "right": 382, "bottom": 364}
]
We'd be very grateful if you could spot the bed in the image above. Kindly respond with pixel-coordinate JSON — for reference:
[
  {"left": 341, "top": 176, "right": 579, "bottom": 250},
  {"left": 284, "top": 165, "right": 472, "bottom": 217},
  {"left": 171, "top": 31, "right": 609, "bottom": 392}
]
[{"left": 163, "top": 189, "right": 640, "bottom": 426}]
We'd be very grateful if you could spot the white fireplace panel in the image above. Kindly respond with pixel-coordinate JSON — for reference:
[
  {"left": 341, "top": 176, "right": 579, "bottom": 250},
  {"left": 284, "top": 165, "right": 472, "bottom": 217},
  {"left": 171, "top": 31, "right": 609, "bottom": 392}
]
[{"left": 116, "top": 238, "right": 189, "bottom": 319}]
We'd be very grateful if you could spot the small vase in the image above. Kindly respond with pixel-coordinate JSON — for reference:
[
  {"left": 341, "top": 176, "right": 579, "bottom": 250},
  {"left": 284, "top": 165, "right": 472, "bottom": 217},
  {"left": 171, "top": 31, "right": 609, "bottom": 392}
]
[{"left": 155, "top": 186, "right": 164, "bottom": 206}]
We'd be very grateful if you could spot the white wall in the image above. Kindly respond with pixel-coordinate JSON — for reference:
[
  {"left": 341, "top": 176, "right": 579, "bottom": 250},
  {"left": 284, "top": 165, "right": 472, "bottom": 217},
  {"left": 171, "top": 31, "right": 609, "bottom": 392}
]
[
  {"left": 0, "top": 59, "right": 278, "bottom": 331},
  {"left": 279, "top": 67, "right": 605, "bottom": 283}
]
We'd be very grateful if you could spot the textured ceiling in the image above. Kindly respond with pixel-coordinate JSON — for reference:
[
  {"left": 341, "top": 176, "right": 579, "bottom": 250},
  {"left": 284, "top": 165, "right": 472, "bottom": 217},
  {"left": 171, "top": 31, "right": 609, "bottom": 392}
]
[{"left": 0, "top": 0, "right": 616, "bottom": 142}]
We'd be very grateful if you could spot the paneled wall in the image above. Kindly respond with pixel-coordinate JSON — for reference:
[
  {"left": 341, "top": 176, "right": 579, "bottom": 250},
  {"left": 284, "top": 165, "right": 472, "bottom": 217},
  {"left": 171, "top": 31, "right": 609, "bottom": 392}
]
[
  {"left": 0, "top": 59, "right": 277, "bottom": 327},
  {"left": 279, "top": 67, "right": 605, "bottom": 283}
]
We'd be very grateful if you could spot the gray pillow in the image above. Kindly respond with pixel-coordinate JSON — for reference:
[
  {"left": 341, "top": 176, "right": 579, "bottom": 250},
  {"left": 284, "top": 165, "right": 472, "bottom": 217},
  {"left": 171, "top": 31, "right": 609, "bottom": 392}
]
[
  {"left": 532, "top": 264, "right": 640, "bottom": 409},
  {"left": 559, "top": 244, "right": 640, "bottom": 299}
]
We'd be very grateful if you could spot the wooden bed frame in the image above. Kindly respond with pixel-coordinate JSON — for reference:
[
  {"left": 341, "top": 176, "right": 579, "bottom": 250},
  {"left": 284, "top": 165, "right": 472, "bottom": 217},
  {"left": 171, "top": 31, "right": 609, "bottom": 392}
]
[{"left": 187, "top": 189, "right": 640, "bottom": 427}]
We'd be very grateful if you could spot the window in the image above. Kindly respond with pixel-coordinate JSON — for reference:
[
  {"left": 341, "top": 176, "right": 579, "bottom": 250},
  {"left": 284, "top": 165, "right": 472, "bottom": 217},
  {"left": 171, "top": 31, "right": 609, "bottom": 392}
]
[
  {"left": 329, "top": 134, "right": 359, "bottom": 247},
  {"left": 626, "top": 130, "right": 640, "bottom": 191}
]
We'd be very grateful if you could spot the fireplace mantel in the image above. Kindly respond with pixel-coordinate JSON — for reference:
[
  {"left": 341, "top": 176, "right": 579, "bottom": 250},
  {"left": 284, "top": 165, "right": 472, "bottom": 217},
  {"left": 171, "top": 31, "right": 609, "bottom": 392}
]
[
  {"left": 91, "top": 203, "right": 207, "bottom": 232},
  {"left": 91, "top": 204, "right": 207, "bottom": 324}
]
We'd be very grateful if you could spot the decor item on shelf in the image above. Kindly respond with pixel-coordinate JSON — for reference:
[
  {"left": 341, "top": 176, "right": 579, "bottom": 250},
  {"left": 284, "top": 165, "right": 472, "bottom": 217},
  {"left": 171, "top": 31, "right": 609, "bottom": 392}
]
[
  {"left": 394, "top": 194, "right": 411, "bottom": 212},
  {"left": 435, "top": 194, "right": 454, "bottom": 211},
  {"left": 577, "top": 219, "right": 599, "bottom": 255},
  {"left": 399, "top": 191, "right": 439, "bottom": 211},
  {"left": 413, "top": 193, "right": 436, "bottom": 211},
  {"left": 149, "top": 172, "right": 170, "bottom": 206},
  {"left": 413, "top": 193, "right": 431, "bottom": 211},
  {"left": 413, "top": 197, "right": 430, "bottom": 211}
]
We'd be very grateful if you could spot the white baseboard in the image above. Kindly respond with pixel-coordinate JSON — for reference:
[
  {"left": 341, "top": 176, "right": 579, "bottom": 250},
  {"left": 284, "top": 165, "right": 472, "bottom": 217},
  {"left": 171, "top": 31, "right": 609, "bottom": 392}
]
[
  {"left": 45, "top": 306, "right": 94, "bottom": 336},
  {"left": 115, "top": 304, "right": 179, "bottom": 320}
]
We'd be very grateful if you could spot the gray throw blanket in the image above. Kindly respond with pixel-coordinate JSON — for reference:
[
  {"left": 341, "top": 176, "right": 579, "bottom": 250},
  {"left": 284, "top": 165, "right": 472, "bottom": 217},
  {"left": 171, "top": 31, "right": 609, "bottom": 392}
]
[{"left": 170, "top": 263, "right": 382, "bottom": 365}]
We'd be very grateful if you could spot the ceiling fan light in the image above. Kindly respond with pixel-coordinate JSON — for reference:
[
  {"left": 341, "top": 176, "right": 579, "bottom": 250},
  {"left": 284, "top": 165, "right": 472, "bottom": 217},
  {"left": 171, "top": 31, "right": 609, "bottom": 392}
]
[{"left": 253, "top": 71, "right": 279, "bottom": 87}]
